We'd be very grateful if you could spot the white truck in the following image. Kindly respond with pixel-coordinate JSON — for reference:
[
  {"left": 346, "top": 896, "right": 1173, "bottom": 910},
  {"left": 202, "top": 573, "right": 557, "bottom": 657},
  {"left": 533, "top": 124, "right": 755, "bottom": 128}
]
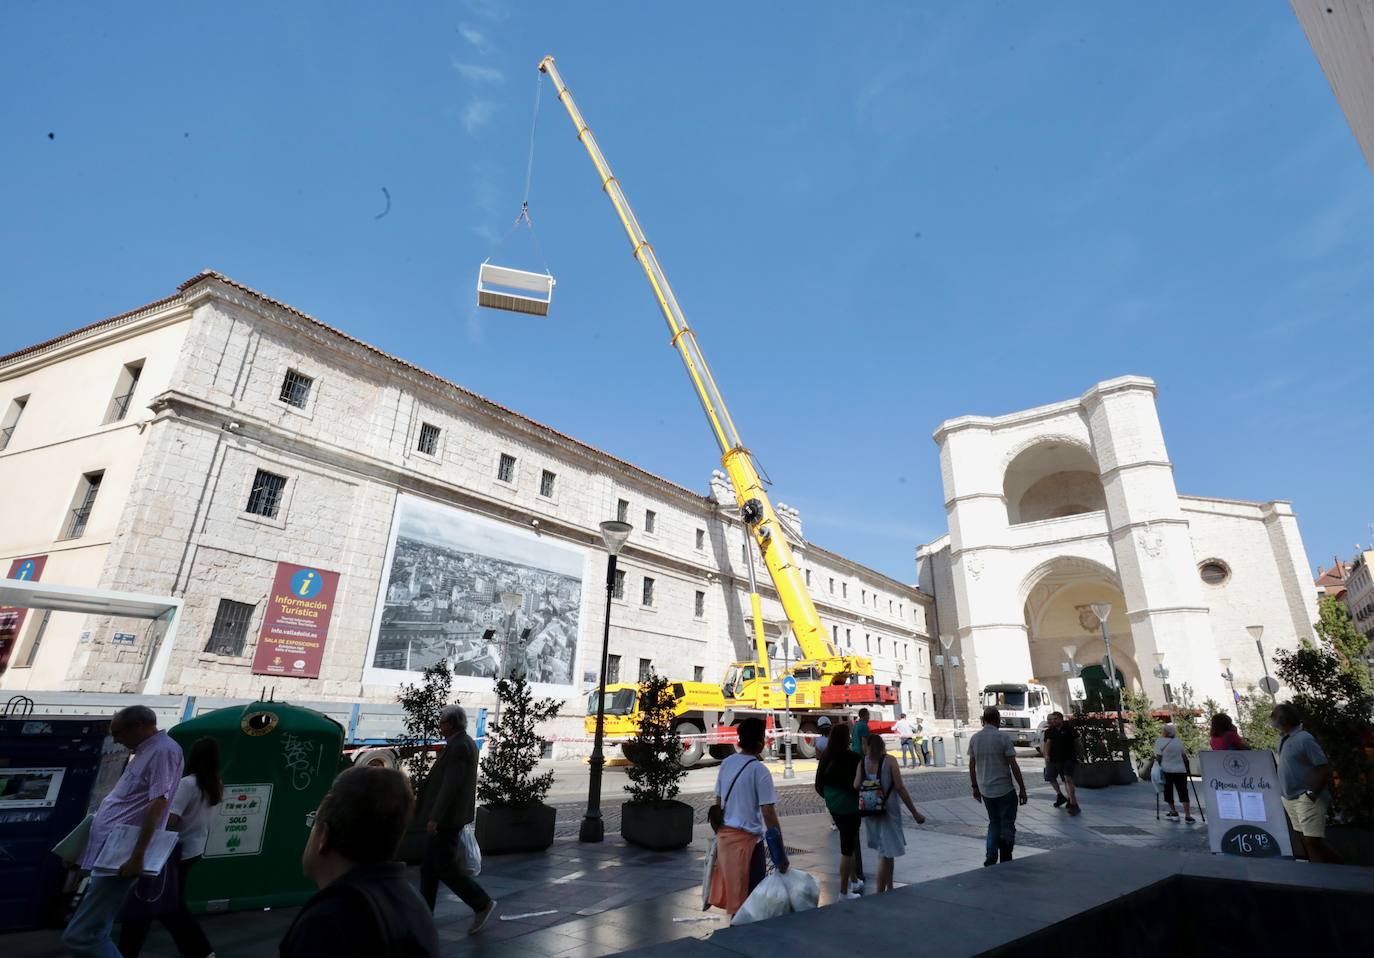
[{"left": 980, "top": 681, "right": 1056, "bottom": 751}]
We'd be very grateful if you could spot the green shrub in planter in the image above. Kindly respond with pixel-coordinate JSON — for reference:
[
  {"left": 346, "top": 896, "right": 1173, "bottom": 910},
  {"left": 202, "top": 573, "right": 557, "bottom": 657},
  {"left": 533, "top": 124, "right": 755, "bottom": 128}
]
[
  {"left": 1275, "top": 603, "right": 1374, "bottom": 829},
  {"left": 476, "top": 673, "right": 561, "bottom": 853},
  {"left": 621, "top": 672, "right": 693, "bottom": 850}
]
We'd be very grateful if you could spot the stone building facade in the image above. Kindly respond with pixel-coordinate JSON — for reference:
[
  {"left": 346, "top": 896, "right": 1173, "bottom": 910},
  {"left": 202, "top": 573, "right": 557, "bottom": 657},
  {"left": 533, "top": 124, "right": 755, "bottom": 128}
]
[
  {"left": 0, "top": 272, "right": 934, "bottom": 741},
  {"left": 918, "top": 377, "right": 1320, "bottom": 718}
]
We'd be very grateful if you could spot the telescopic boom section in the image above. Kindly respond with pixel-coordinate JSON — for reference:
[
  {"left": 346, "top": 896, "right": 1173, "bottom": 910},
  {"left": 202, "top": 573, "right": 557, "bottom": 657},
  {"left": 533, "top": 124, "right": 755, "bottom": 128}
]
[{"left": 539, "top": 55, "right": 843, "bottom": 672}]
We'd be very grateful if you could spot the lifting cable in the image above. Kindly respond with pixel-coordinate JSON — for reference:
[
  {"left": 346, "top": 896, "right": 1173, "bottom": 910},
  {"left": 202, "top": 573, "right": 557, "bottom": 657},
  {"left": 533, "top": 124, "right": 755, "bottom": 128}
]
[{"left": 485, "top": 72, "right": 551, "bottom": 275}]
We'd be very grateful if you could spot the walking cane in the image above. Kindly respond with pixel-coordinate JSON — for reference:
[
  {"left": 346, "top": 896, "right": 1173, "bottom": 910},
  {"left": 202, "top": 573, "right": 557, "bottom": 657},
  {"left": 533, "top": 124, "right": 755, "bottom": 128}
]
[{"left": 1188, "top": 777, "right": 1207, "bottom": 823}]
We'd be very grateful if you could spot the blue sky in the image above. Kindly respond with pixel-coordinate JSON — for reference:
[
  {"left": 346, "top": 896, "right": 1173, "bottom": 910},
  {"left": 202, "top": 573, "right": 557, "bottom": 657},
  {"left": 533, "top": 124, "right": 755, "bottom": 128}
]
[{"left": 3, "top": 3, "right": 1372, "bottom": 583}]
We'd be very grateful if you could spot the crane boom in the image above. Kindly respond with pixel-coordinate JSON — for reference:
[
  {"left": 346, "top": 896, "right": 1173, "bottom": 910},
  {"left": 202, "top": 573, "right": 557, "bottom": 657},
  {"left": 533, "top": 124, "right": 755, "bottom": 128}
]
[{"left": 539, "top": 56, "right": 852, "bottom": 675}]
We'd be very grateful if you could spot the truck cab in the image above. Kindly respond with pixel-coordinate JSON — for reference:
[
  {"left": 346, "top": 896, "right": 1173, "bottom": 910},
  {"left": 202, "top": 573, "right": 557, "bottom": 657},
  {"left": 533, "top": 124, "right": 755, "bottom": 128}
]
[{"left": 981, "top": 682, "right": 1054, "bottom": 750}]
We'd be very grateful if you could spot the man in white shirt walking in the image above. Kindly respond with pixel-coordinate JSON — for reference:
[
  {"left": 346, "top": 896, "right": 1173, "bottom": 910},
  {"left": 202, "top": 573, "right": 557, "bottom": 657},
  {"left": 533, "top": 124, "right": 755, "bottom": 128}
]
[{"left": 968, "top": 706, "right": 1028, "bottom": 867}]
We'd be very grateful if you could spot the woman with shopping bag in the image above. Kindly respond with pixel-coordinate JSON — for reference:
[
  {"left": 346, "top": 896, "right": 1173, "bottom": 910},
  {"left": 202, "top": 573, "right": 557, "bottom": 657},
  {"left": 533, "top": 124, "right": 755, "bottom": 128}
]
[{"left": 708, "top": 718, "right": 788, "bottom": 918}]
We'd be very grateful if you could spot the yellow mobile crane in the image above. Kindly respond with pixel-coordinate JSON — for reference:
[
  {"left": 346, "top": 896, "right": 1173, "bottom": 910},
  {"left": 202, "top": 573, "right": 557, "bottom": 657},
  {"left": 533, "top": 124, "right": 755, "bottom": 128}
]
[{"left": 540, "top": 57, "right": 895, "bottom": 764}]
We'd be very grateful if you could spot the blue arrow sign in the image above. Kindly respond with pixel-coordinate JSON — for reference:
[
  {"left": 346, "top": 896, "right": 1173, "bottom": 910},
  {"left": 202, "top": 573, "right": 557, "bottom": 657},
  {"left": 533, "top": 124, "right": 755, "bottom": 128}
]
[{"left": 781, "top": 675, "right": 797, "bottom": 697}]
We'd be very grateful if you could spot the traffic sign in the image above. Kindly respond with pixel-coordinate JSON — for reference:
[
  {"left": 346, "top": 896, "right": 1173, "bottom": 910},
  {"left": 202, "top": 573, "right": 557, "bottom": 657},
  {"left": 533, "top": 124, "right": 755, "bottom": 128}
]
[
  {"left": 1259, "top": 676, "right": 1280, "bottom": 695},
  {"left": 781, "top": 675, "right": 798, "bottom": 697}
]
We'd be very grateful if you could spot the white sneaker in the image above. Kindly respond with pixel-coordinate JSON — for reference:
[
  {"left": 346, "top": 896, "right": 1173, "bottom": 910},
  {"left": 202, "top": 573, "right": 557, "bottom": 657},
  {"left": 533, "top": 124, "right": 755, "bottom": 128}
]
[
  {"left": 849, "top": 879, "right": 864, "bottom": 893},
  {"left": 842, "top": 892, "right": 862, "bottom": 901}
]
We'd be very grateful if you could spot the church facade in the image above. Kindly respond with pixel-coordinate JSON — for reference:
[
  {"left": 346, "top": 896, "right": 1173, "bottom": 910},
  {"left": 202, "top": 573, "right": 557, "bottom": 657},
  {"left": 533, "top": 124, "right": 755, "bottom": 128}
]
[{"left": 918, "top": 376, "right": 1318, "bottom": 720}]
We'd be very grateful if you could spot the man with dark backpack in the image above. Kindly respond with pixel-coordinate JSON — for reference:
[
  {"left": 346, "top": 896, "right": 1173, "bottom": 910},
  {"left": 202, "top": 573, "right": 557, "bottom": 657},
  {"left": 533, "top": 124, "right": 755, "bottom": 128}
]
[{"left": 280, "top": 766, "right": 439, "bottom": 958}]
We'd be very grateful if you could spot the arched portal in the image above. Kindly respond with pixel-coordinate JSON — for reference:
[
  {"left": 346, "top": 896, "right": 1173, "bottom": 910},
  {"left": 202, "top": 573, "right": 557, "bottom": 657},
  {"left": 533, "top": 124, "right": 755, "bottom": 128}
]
[
  {"left": 1003, "top": 440, "right": 1106, "bottom": 525},
  {"left": 1021, "top": 557, "right": 1139, "bottom": 711}
]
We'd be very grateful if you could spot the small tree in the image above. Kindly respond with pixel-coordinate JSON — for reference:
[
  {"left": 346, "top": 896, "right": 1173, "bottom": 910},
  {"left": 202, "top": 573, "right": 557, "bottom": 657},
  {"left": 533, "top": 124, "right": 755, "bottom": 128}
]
[
  {"left": 1170, "top": 683, "right": 1206, "bottom": 758},
  {"left": 624, "top": 672, "right": 688, "bottom": 804},
  {"left": 478, "top": 673, "right": 561, "bottom": 808},
  {"left": 393, "top": 660, "right": 453, "bottom": 795},
  {"left": 1275, "top": 636, "right": 1374, "bottom": 827},
  {"left": 1121, "top": 689, "right": 1161, "bottom": 766},
  {"left": 1314, "top": 596, "right": 1373, "bottom": 693},
  {"left": 1235, "top": 687, "right": 1278, "bottom": 752}
]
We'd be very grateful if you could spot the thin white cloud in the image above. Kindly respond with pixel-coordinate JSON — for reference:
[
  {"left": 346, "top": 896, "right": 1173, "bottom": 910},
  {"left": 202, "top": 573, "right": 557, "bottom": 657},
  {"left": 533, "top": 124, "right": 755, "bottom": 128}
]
[
  {"left": 463, "top": 99, "right": 497, "bottom": 135},
  {"left": 459, "top": 23, "right": 490, "bottom": 52},
  {"left": 452, "top": 58, "right": 503, "bottom": 84}
]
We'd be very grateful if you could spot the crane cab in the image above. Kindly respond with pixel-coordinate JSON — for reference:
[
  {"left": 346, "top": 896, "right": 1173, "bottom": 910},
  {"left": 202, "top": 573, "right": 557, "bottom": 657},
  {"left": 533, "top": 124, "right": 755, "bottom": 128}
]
[{"left": 476, "top": 263, "right": 556, "bottom": 315}]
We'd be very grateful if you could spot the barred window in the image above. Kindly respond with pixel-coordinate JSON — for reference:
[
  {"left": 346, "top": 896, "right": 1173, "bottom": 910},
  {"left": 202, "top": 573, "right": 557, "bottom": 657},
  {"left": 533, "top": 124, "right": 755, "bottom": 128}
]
[
  {"left": 606, "top": 654, "right": 621, "bottom": 684},
  {"left": 616, "top": 498, "right": 629, "bottom": 523},
  {"left": 206, "top": 599, "right": 255, "bottom": 656},
  {"left": 417, "top": 422, "right": 440, "bottom": 455},
  {"left": 694, "top": 591, "right": 705, "bottom": 618},
  {"left": 638, "top": 657, "right": 652, "bottom": 682},
  {"left": 246, "top": 469, "right": 287, "bottom": 518},
  {"left": 279, "top": 369, "right": 313, "bottom": 408},
  {"left": 61, "top": 471, "right": 104, "bottom": 539},
  {"left": 540, "top": 469, "right": 556, "bottom": 497},
  {"left": 642, "top": 576, "right": 655, "bottom": 607},
  {"left": 497, "top": 453, "right": 516, "bottom": 482},
  {"left": 612, "top": 569, "right": 626, "bottom": 600},
  {"left": 644, "top": 510, "right": 656, "bottom": 534},
  {"left": 0, "top": 396, "right": 27, "bottom": 451},
  {"left": 695, "top": 528, "right": 705, "bottom": 550},
  {"left": 104, "top": 361, "right": 144, "bottom": 424},
  {"left": 693, "top": 666, "right": 704, "bottom": 682}
]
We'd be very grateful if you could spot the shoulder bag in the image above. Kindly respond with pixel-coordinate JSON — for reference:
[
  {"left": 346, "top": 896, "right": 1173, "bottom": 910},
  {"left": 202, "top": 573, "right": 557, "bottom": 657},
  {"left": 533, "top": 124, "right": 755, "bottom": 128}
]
[{"left": 708, "top": 757, "right": 759, "bottom": 833}]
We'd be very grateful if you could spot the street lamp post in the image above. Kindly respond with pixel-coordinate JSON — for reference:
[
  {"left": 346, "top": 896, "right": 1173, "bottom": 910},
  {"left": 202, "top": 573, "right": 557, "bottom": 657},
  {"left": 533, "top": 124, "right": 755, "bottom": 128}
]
[
  {"left": 498, "top": 591, "right": 524, "bottom": 678},
  {"left": 1220, "top": 658, "right": 1238, "bottom": 705},
  {"left": 938, "top": 634, "right": 954, "bottom": 720},
  {"left": 580, "top": 519, "right": 632, "bottom": 844},
  {"left": 782, "top": 627, "right": 795, "bottom": 780},
  {"left": 1250, "top": 625, "right": 1278, "bottom": 704},
  {"left": 1152, "top": 652, "right": 1172, "bottom": 709},
  {"left": 1090, "top": 603, "right": 1130, "bottom": 769}
]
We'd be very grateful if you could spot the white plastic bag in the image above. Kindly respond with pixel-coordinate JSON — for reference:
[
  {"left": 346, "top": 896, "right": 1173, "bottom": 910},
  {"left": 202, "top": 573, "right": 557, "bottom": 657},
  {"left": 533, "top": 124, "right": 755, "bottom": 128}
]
[
  {"left": 730, "top": 868, "right": 818, "bottom": 926},
  {"left": 732, "top": 873, "right": 792, "bottom": 925},
  {"left": 460, "top": 823, "right": 482, "bottom": 876},
  {"left": 701, "top": 835, "right": 717, "bottom": 910},
  {"left": 1150, "top": 761, "right": 1164, "bottom": 791},
  {"left": 779, "top": 867, "right": 818, "bottom": 913}
]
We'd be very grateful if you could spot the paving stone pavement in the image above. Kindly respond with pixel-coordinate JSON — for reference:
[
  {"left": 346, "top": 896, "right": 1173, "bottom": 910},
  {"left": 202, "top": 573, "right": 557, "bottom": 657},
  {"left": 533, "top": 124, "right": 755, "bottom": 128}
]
[{"left": 7, "top": 760, "right": 1213, "bottom": 958}]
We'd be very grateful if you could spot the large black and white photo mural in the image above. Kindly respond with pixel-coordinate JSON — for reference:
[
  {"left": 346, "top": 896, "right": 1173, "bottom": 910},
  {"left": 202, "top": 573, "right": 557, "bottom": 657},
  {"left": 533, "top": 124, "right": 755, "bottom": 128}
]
[{"left": 364, "top": 495, "right": 585, "bottom": 691}]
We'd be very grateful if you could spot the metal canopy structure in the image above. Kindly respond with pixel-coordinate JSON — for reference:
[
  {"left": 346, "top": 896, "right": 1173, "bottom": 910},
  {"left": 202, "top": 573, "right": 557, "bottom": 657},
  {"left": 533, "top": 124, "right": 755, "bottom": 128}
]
[{"left": 0, "top": 579, "right": 183, "bottom": 694}]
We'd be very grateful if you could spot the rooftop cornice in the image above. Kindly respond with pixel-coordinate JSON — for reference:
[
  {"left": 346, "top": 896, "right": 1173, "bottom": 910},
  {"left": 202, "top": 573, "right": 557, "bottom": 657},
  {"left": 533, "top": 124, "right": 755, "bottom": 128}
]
[{"left": 931, "top": 375, "right": 1157, "bottom": 444}]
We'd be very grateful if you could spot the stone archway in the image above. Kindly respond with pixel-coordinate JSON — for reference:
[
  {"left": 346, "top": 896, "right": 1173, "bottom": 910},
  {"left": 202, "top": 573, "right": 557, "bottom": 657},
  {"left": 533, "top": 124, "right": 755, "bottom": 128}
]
[
  {"left": 1021, "top": 557, "right": 1140, "bottom": 711},
  {"left": 1003, "top": 439, "right": 1106, "bottom": 525}
]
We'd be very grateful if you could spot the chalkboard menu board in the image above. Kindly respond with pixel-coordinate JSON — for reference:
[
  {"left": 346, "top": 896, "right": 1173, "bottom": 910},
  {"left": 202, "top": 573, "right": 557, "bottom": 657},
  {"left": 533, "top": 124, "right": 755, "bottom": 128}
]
[{"left": 1198, "top": 749, "right": 1293, "bottom": 858}]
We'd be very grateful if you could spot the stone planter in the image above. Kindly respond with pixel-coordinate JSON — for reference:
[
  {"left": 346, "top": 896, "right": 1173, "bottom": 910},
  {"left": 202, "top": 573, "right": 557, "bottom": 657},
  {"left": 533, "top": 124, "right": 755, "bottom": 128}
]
[
  {"left": 475, "top": 802, "right": 556, "bottom": 855},
  {"left": 620, "top": 800, "right": 694, "bottom": 851},
  {"left": 1075, "top": 759, "right": 1137, "bottom": 789},
  {"left": 1327, "top": 824, "right": 1374, "bottom": 867}
]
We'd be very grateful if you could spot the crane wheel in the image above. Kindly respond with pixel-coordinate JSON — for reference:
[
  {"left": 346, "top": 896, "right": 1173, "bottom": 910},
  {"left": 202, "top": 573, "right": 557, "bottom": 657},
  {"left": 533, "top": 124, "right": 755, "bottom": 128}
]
[
  {"left": 708, "top": 744, "right": 734, "bottom": 761},
  {"left": 795, "top": 722, "right": 819, "bottom": 759},
  {"left": 621, "top": 742, "right": 650, "bottom": 764},
  {"left": 675, "top": 721, "right": 704, "bottom": 767}
]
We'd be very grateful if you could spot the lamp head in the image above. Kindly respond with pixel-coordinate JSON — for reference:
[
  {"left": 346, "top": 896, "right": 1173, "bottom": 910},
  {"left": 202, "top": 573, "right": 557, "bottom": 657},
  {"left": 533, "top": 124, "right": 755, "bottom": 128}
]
[
  {"left": 499, "top": 592, "right": 523, "bottom": 614},
  {"left": 1089, "top": 602, "right": 1111, "bottom": 624},
  {"left": 599, "top": 519, "right": 632, "bottom": 556},
  {"left": 939, "top": 633, "right": 954, "bottom": 650},
  {"left": 1246, "top": 625, "right": 1264, "bottom": 642}
]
